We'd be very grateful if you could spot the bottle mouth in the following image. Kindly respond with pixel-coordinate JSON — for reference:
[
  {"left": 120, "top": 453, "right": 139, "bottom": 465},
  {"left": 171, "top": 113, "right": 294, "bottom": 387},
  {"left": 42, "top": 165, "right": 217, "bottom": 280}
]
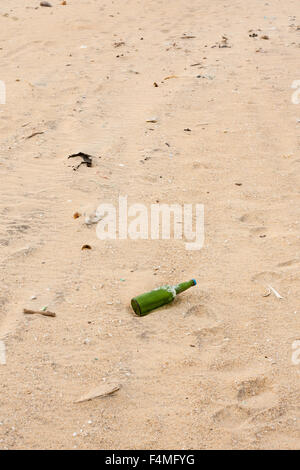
[{"left": 192, "top": 279, "right": 197, "bottom": 286}]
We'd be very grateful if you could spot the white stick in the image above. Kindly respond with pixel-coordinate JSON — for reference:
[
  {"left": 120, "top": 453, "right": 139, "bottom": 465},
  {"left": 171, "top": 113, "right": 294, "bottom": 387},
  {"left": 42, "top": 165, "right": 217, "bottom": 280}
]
[{"left": 268, "top": 285, "right": 284, "bottom": 300}]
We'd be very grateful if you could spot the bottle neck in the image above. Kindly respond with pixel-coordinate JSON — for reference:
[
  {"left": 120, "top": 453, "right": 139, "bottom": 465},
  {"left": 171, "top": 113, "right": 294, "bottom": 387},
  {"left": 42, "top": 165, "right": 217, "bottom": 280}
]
[{"left": 175, "top": 279, "right": 196, "bottom": 295}]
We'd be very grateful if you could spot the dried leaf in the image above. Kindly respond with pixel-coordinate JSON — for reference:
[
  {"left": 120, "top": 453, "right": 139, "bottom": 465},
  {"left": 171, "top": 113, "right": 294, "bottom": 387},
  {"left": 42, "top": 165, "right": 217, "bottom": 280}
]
[{"left": 75, "top": 383, "right": 120, "bottom": 403}]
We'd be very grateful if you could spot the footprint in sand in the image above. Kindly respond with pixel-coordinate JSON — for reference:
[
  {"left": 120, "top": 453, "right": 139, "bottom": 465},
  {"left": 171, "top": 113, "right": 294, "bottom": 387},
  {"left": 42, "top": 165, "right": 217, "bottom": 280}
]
[
  {"left": 194, "top": 325, "right": 227, "bottom": 349},
  {"left": 238, "top": 211, "right": 266, "bottom": 226},
  {"left": 236, "top": 376, "right": 268, "bottom": 401},
  {"left": 238, "top": 211, "right": 269, "bottom": 238},
  {"left": 212, "top": 404, "right": 252, "bottom": 429},
  {"left": 184, "top": 302, "right": 217, "bottom": 321},
  {"left": 251, "top": 270, "right": 283, "bottom": 283},
  {"left": 212, "top": 373, "right": 280, "bottom": 432}
]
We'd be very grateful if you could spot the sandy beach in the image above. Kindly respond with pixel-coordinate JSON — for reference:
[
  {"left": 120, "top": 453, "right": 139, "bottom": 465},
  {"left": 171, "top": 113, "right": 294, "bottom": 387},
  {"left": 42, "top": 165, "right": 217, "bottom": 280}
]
[{"left": 0, "top": 0, "right": 299, "bottom": 450}]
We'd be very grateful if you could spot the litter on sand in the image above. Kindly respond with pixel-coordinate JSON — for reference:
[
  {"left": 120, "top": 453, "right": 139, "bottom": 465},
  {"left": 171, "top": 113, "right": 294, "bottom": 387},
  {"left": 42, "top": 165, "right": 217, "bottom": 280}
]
[
  {"left": 81, "top": 244, "right": 92, "bottom": 250},
  {"left": 0, "top": 341, "right": 6, "bottom": 365},
  {"left": 218, "top": 36, "right": 231, "bottom": 48},
  {"left": 266, "top": 285, "right": 284, "bottom": 299},
  {"left": 75, "top": 383, "right": 120, "bottom": 403},
  {"left": 84, "top": 210, "right": 102, "bottom": 225},
  {"left": 262, "top": 288, "right": 271, "bottom": 297},
  {"left": 68, "top": 152, "right": 93, "bottom": 170},
  {"left": 23, "top": 308, "right": 56, "bottom": 317},
  {"left": 131, "top": 279, "right": 196, "bottom": 316}
]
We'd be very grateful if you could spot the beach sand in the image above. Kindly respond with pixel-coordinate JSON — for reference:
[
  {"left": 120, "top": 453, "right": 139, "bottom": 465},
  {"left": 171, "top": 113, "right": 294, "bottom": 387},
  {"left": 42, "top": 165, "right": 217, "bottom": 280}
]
[{"left": 0, "top": 0, "right": 299, "bottom": 449}]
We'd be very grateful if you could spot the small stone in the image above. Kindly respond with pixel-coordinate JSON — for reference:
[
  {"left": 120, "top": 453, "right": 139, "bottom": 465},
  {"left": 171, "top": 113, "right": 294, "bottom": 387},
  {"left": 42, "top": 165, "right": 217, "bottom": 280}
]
[{"left": 40, "top": 1, "right": 52, "bottom": 6}]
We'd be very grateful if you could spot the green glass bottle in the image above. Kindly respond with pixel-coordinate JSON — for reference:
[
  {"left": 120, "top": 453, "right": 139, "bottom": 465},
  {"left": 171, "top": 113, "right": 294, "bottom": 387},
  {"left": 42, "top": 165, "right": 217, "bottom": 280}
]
[{"left": 131, "top": 279, "right": 197, "bottom": 316}]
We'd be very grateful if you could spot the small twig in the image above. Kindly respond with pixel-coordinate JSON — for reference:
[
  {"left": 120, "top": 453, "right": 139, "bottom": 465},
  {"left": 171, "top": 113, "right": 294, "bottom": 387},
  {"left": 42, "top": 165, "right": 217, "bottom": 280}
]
[
  {"left": 164, "top": 75, "right": 178, "bottom": 80},
  {"left": 267, "top": 285, "right": 284, "bottom": 299},
  {"left": 23, "top": 308, "right": 56, "bottom": 317},
  {"left": 26, "top": 131, "right": 44, "bottom": 139}
]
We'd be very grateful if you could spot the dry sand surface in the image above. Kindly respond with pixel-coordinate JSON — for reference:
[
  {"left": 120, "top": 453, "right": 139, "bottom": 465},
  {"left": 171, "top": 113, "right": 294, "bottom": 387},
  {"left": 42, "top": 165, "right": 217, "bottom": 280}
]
[{"left": 0, "top": 0, "right": 300, "bottom": 450}]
